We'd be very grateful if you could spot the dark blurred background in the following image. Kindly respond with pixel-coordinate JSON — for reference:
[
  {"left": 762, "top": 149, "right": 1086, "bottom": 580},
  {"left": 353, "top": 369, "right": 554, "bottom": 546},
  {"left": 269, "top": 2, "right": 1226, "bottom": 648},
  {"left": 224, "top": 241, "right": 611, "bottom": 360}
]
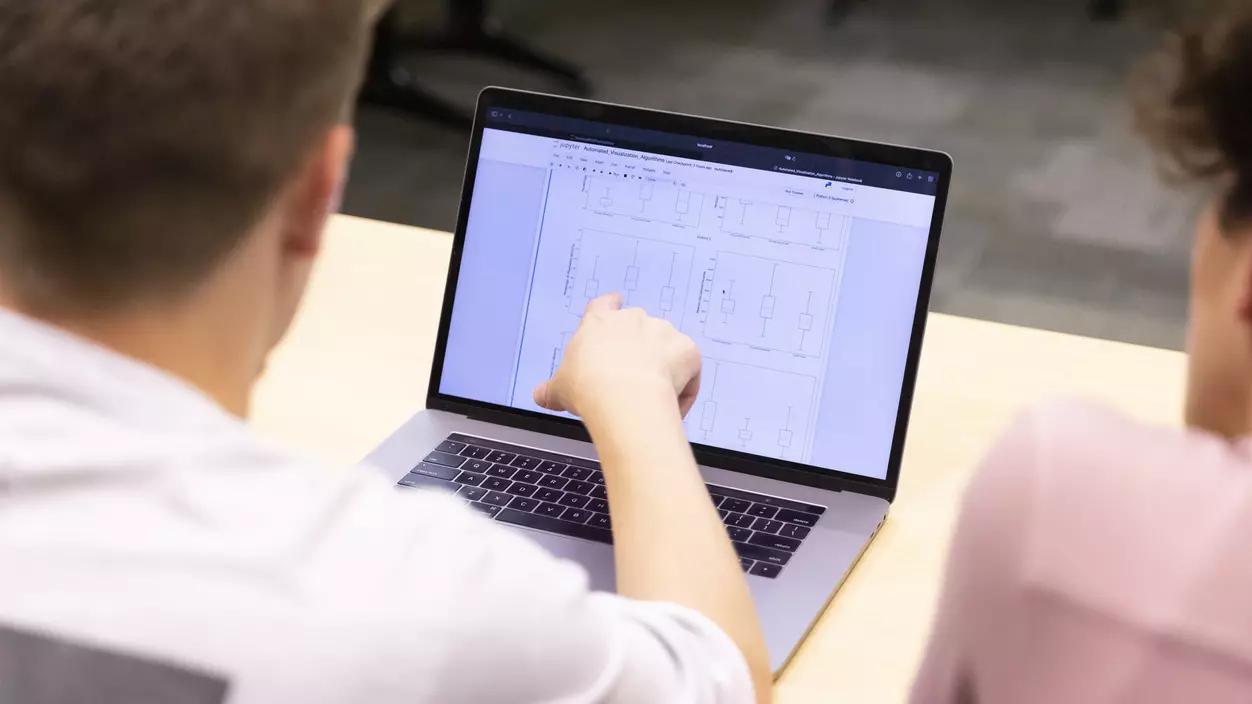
[{"left": 343, "top": 0, "right": 1205, "bottom": 350}]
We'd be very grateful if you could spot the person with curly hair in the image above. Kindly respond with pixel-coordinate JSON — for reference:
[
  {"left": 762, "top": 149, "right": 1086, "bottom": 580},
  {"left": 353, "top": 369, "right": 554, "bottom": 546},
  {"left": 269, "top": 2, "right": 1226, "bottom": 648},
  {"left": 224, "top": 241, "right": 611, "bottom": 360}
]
[{"left": 910, "top": 11, "right": 1252, "bottom": 703}]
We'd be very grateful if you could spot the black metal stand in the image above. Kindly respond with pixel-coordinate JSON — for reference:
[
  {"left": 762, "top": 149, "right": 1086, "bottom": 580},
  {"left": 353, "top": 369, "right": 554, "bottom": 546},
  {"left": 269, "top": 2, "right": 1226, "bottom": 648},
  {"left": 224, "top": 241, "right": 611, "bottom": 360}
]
[{"left": 358, "top": 3, "right": 591, "bottom": 128}]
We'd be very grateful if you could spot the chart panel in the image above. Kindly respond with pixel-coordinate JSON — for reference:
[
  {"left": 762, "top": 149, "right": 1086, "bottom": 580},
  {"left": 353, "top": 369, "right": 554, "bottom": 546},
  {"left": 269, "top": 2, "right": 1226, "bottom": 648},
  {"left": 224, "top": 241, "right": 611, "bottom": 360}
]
[
  {"left": 719, "top": 197, "right": 848, "bottom": 247},
  {"left": 584, "top": 175, "right": 705, "bottom": 227},
  {"left": 702, "top": 252, "right": 837, "bottom": 358},
  {"left": 547, "top": 331, "right": 575, "bottom": 380},
  {"left": 686, "top": 359, "right": 817, "bottom": 461},
  {"left": 565, "top": 229, "right": 695, "bottom": 325}
]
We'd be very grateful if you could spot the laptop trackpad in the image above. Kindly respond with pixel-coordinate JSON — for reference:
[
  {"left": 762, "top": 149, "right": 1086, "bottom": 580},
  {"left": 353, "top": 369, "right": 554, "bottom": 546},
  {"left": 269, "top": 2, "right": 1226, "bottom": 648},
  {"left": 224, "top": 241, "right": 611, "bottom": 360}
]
[{"left": 527, "top": 530, "right": 617, "bottom": 592}]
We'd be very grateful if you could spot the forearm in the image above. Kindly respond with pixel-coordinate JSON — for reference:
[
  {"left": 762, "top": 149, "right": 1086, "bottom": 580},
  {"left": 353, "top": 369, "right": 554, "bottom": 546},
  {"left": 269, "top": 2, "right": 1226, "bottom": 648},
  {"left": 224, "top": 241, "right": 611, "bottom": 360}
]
[{"left": 584, "top": 383, "right": 773, "bottom": 703}]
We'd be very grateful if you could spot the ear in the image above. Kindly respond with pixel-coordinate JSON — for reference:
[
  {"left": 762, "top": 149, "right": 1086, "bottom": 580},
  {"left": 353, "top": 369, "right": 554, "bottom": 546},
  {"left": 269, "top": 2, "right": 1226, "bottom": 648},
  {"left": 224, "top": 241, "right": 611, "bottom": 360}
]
[
  {"left": 1236, "top": 240, "right": 1252, "bottom": 324},
  {"left": 280, "top": 125, "right": 356, "bottom": 259}
]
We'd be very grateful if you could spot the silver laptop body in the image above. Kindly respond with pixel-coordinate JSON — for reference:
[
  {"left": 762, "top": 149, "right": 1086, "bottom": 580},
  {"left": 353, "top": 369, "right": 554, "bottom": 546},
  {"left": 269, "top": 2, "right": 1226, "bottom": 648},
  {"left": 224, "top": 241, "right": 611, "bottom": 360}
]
[{"left": 367, "top": 88, "right": 952, "bottom": 672}]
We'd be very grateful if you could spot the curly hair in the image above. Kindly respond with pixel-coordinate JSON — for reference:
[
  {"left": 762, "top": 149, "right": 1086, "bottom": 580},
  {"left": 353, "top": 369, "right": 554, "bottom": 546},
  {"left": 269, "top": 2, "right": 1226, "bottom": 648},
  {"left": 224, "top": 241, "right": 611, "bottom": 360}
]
[{"left": 1134, "top": 10, "right": 1252, "bottom": 231}]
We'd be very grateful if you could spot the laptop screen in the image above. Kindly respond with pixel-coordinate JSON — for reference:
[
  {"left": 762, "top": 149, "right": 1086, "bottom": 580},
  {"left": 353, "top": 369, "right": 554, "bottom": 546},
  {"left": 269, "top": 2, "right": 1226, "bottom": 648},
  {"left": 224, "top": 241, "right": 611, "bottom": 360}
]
[{"left": 438, "top": 108, "right": 939, "bottom": 481}]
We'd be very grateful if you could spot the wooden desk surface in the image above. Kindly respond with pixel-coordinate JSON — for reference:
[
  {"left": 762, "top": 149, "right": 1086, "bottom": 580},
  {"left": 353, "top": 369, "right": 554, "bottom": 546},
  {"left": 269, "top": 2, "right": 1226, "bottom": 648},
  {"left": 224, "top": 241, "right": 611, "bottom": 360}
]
[{"left": 252, "top": 215, "right": 1189, "bottom": 703}]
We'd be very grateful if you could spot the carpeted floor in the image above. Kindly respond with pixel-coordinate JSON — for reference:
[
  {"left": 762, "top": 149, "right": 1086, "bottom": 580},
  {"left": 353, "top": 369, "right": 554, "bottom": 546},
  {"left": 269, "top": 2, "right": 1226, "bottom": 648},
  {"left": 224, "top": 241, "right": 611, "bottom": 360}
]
[{"left": 342, "top": 0, "right": 1197, "bottom": 349}]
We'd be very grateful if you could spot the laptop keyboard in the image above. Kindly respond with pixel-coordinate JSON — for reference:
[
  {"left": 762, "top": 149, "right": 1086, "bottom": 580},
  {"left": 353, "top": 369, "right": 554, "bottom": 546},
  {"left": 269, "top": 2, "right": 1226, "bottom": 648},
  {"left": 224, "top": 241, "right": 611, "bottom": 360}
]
[{"left": 395, "top": 433, "right": 825, "bottom": 579}]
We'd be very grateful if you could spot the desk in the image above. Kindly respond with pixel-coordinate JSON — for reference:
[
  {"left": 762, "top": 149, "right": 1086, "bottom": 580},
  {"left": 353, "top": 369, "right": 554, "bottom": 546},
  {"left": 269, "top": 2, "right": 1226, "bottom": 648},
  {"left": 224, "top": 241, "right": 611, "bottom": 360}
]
[{"left": 252, "top": 215, "right": 1189, "bottom": 702}]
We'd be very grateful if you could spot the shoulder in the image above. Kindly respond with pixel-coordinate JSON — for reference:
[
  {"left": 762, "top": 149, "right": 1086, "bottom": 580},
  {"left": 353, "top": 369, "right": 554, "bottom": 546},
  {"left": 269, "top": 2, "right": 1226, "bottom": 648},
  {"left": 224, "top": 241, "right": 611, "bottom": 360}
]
[
  {"left": 967, "top": 399, "right": 1252, "bottom": 623},
  {"left": 966, "top": 397, "right": 1237, "bottom": 514}
]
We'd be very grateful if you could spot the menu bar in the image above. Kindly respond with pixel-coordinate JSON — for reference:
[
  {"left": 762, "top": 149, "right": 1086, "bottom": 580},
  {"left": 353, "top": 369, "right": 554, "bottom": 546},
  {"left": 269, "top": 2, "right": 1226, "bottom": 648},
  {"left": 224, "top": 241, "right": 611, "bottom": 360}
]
[{"left": 483, "top": 108, "right": 940, "bottom": 195}]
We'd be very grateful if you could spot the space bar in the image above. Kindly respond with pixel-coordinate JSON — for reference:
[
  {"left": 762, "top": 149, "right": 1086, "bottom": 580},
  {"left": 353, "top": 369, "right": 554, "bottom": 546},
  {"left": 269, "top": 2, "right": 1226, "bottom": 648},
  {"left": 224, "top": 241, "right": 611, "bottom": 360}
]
[{"left": 497, "top": 509, "right": 614, "bottom": 545}]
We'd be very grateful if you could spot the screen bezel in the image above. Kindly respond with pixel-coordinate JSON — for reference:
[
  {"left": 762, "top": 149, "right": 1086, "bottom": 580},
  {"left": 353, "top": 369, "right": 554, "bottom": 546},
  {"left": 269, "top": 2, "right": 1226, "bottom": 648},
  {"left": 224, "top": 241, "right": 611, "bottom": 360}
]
[{"left": 426, "top": 87, "right": 952, "bottom": 503}]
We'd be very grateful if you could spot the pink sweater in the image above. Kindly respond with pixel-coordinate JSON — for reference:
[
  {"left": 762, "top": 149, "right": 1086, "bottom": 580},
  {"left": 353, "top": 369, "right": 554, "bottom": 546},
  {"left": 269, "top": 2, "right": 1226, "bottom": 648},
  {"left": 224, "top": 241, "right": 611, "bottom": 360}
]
[{"left": 910, "top": 400, "right": 1252, "bottom": 704}]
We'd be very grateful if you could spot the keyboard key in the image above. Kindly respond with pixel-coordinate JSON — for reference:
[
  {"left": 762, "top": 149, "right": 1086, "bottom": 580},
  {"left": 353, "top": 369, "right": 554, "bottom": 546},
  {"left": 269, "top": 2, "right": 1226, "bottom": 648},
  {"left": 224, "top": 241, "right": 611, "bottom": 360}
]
[
  {"left": 508, "top": 497, "right": 540, "bottom": 512},
  {"left": 780, "top": 524, "right": 811, "bottom": 540},
  {"left": 747, "top": 504, "right": 778, "bottom": 519},
  {"left": 510, "top": 455, "right": 542, "bottom": 470},
  {"left": 586, "top": 499, "right": 608, "bottom": 514},
  {"left": 727, "top": 526, "right": 752, "bottom": 542},
  {"left": 535, "top": 502, "right": 564, "bottom": 518},
  {"left": 722, "top": 498, "right": 751, "bottom": 513},
  {"left": 590, "top": 472, "right": 605, "bottom": 485},
  {"left": 590, "top": 485, "right": 607, "bottom": 499},
  {"left": 724, "top": 513, "right": 755, "bottom": 528},
  {"left": 708, "top": 493, "right": 726, "bottom": 507},
  {"left": 750, "top": 533, "right": 801, "bottom": 553},
  {"left": 454, "top": 471, "right": 486, "bottom": 486},
  {"left": 561, "top": 508, "right": 591, "bottom": 524},
  {"left": 749, "top": 562, "right": 781, "bottom": 579},
  {"left": 398, "top": 473, "right": 456, "bottom": 492},
  {"left": 513, "top": 469, "right": 543, "bottom": 484},
  {"left": 733, "top": 542, "right": 791, "bottom": 566},
  {"left": 587, "top": 514, "right": 611, "bottom": 530},
  {"left": 752, "top": 518, "right": 782, "bottom": 534},
  {"left": 469, "top": 502, "right": 502, "bottom": 518},
  {"left": 483, "top": 477, "right": 512, "bottom": 492},
  {"left": 564, "top": 480, "right": 594, "bottom": 495},
  {"left": 740, "top": 558, "right": 754, "bottom": 572},
  {"left": 482, "top": 491, "right": 512, "bottom": 507},
  {"left": 558, "top": 493, "right": 590, "bottom": 509},
  {"left": 534, "top": 488, "right": 563, "bottom": 503},
  {"left": 463, "top": 459, "right": 493, "bottom": 474},
  {"left": 718, "top": 509, "right": 729, "bottom": 520},
  {"left": 461, "top": 445, "right": 492, "bottom": 460},
  {"left": 497, "top": 508, "right": 612, "bottom": 545},
  {"left": 539, "top": 476, "right": 569, "bottom": 490},
  {"left": 423, "top": 451, "right": 467, "bottom": 468},
  {"left": 562, "top": 466, "right": 592, "bottom": 481},
  {"left": 775, "top": 509, "right": 819, "bottom": 527},
  {"left": 457, "top": 486, "right": 488, "bottom": 501},
  {"left": 506, "top": 483, "right": 537, "bottom": 497},
  {"left": 536, "top": 460, "right": 566, "bottom": 474},
  {"left": 408, "top": 462, "right": 460, "bottom": 481},
  {"left": 485, "top": 450, "right": 517, "bottom": 464},
  {"left": 436, "top": 440, "right": 467, "bottom": 454},
  {"left": 486, "top": 464, "right": 517, "bottom": 479}
]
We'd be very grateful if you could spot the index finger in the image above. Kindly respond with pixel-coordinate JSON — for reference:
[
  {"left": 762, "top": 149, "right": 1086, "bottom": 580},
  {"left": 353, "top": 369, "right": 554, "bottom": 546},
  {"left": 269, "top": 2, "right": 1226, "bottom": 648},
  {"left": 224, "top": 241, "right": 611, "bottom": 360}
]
[{"left": 583, "top": 292, "right": 623, "bottom": 319}]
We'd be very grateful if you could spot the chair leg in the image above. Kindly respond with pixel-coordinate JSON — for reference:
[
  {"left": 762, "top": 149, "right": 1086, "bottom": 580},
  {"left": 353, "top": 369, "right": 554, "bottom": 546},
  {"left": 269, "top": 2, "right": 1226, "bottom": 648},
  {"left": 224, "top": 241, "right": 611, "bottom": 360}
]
[
  {"left": 358, "top": 8, "right": 474, "bottom": 129},
  {"left": 405, "top": 0, "right": 593, "bottom": 95},
  {"left": 448, "top": 25, "right": 592, "bottom": 96},
  {"left": 358, "top": 70, "right": 474, "bottom": 129},
  {"left": 357, "top": 2, "right": 594, "bottom": 127}
]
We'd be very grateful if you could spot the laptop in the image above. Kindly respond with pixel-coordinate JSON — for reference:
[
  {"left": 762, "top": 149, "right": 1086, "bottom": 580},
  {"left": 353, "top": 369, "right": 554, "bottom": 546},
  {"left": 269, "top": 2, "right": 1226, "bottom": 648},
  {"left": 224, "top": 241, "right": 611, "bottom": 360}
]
[{"left": 366, "top": 87, "right": 952, "bottom": 672}]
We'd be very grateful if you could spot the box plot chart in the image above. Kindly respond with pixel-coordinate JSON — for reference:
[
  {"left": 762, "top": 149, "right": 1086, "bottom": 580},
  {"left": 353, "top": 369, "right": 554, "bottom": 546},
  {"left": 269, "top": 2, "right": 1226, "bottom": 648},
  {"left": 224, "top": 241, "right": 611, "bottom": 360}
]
[
  {"left": 703, "top": 252, "right": 837, "bottom": 358},
  {"left": 565, "top": 229, "right": 695, "bottom": 325},
  {"left": 718, "top": 197, "right": 847, "bottom": 247},
  {"left": 548, "top": 331, "right": 574, "bottom": 379},
  {"left": 689, "top": 360, "right": 817, "bottom": 461},
  {"left": 583, "top": 175, "right": 705, "bottom": 227}
]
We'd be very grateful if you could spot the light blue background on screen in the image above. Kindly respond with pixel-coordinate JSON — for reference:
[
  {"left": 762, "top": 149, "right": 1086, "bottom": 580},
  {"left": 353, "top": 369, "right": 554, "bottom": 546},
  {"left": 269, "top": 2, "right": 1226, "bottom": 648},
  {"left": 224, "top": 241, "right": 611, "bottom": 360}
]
[
  {"left": 440, "top": 159, "right": 929, "bottom": 480},
  {"left": 439, "top": 160, "right": 548, "bottom": 405},
  {"left": 807, "top": 219, "right": 928, "bottom": 478}
]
